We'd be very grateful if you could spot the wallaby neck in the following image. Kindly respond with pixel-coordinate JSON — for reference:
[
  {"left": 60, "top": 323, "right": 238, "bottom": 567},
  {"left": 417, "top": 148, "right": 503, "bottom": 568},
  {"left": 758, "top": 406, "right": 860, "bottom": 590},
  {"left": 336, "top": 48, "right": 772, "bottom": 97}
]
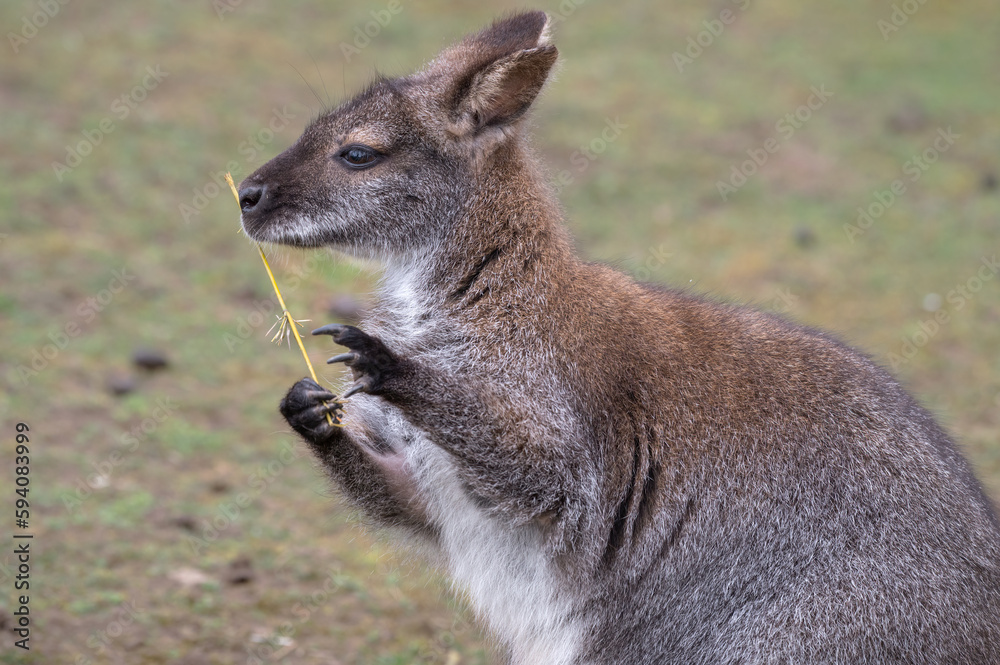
[{"left": 382, "top": 141, "right": 575, "bottom": 315}]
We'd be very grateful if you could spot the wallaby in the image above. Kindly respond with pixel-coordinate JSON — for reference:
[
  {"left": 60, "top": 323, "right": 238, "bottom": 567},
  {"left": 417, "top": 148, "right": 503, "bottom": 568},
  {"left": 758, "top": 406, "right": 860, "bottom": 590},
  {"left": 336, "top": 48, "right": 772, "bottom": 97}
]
[{"left": 237, "top": 11, "right": 1000, "bottom": 664}]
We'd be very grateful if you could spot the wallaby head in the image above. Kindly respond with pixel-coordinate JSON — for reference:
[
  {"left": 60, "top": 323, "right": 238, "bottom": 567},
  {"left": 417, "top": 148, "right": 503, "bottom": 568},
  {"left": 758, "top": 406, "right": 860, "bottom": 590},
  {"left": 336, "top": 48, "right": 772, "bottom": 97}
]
[{"left": 238, "top": 11, "right": 557, "bottom": 260}]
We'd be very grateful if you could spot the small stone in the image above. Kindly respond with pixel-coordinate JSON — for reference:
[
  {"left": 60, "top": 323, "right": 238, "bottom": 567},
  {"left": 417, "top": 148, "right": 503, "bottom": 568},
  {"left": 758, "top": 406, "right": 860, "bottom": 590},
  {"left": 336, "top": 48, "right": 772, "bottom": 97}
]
[
  {"left": 132, "top": 348, "right": 169, "bottom": 371},
  {"left": 225, "top": 556, "right": 254, "bottom": 585},
  {"left": 793, "top": 227, "right": 816, "bottom": 249},
  {"left": 171, "top": 516, "right": 197, "bottom": 532},
  {"left": 108, "top": 373, "right": 137, "bottom": 396},
  {"left": 168, "top": 567, "right": 215, "bottom": 588},
  {"left": 981, "top": 173, "right": 997, "bottom": 192},
  {"left": 886, "top": 102, "right": 927, "bottom": 134}
]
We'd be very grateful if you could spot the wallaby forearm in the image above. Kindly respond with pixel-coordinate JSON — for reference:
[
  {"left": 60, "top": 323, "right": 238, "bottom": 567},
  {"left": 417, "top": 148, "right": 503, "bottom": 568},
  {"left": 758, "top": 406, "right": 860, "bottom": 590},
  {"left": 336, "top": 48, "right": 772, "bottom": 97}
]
[
  {"left": 321, "top": 424, "right": 431, "bottom": 530},
  {"left": 280, "top": 378, "right": 431, "bottom": 531},
  {"left": 379, "top": 358, "right": 595, "bottom": 532}
]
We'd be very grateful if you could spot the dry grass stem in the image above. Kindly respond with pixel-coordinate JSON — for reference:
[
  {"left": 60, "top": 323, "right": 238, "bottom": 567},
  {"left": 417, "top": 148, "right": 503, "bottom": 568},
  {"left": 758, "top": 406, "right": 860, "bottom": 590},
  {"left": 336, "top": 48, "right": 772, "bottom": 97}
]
[{"left": 225, "top": 172, "right": 342, "bottom": 427}]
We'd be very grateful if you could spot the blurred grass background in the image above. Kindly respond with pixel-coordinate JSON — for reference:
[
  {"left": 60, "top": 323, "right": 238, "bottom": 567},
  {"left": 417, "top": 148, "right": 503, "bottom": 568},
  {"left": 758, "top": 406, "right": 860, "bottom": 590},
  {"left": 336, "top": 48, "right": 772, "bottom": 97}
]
[{"left": 1, "top": 0, "right": 998, "bottom": 663}]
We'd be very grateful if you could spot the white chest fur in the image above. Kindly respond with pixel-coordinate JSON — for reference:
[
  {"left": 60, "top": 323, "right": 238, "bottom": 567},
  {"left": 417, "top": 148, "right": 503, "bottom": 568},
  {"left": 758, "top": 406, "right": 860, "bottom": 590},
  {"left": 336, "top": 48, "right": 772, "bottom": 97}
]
[
  {"left": 373, "top": 259, "right": 585, "bottom": 663},
  {"left": 410, "top": 442, "right": 584, "bottom": 665}
]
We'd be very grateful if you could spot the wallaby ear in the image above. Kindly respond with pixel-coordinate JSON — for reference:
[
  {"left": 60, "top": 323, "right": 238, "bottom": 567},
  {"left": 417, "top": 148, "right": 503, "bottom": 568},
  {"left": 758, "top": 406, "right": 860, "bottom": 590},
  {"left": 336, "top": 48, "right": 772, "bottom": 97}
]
[
  {"left": 454, "top": 45, "right": 558, "bottom": 133},
  {"left": 422, "top": 11, "right": 558, "bottom": 137}
]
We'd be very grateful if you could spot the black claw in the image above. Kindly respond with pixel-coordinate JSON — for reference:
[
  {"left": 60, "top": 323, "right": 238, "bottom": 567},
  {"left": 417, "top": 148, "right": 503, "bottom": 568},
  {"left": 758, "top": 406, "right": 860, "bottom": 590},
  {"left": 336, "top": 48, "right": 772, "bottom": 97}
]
[
  {"left": 312, "top": 323, "right": 347, "bottom": 337},
  {"left": 303, "top": 403, "right": 339, "bottom": 424},
  {"left": 310, "top": 323, "right": 397, "bottom": 398},
  {"left": 327, "top": 352, "right": 357, "bottom": 365},
  {"left": 342, "top": 381, "right": 368, "bottom": 398},
  {"left": 304, "top": 388, "right": 338, "bottom": 401},
  {"left": 321, "top": 402, "right": 344, "bottom": 417}
]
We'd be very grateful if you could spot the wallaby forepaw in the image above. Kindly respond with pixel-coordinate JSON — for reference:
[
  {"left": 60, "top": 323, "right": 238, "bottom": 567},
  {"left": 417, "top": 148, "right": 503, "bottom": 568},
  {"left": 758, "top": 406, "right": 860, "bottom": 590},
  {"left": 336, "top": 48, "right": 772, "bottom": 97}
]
[
  {"left": 314, "top": 323, "right": 399, "bottom": 397},
  {"left": 280, "top": 377, "right": 344, "bottom": 439}
]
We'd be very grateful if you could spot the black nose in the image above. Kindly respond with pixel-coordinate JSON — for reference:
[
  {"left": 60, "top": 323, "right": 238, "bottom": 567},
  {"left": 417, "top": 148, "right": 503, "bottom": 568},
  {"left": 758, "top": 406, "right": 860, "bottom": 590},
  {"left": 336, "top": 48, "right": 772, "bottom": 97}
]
[{"left": 238, "top": 184, "right": 265, "bottom": 212}]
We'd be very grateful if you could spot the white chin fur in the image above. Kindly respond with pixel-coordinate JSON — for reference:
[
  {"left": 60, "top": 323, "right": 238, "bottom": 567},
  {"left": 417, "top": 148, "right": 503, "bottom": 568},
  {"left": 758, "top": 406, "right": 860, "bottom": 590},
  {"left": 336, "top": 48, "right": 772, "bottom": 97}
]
[{"left": 244, "top": 212, "right": 341, "bottom": 248}]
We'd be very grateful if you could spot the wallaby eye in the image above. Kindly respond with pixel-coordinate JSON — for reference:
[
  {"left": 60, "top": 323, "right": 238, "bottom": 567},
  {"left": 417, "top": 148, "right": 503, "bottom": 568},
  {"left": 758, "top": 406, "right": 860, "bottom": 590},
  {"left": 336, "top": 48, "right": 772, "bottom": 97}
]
[{"left": 338, "top": 145, "right": 380, "bottom": 169}]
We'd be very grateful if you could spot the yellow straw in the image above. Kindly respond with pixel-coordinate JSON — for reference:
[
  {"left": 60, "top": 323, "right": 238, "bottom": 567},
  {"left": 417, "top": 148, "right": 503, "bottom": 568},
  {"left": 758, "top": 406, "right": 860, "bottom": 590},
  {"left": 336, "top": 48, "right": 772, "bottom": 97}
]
[{"left": 225, "top": 172, "right": 341, "bottom": 427}]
